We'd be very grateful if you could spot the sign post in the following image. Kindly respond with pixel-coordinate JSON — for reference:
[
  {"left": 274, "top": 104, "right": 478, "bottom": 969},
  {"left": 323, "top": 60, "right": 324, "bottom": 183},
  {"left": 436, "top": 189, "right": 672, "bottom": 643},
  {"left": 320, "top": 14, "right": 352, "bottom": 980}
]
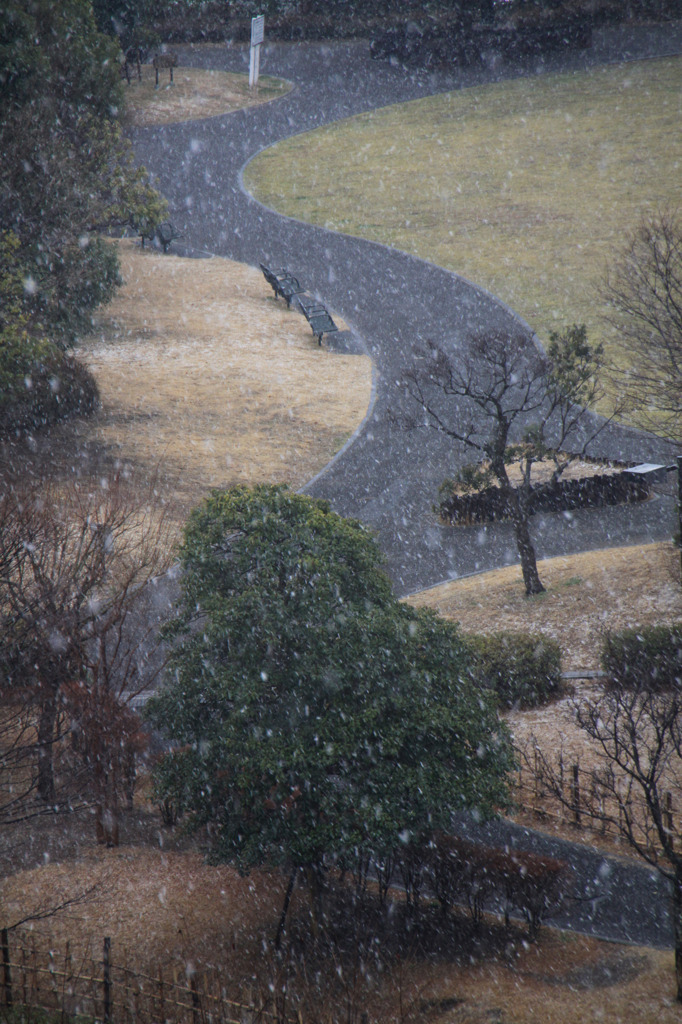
[{"left": 249, "top": 14, "right": 264, "bottom": 88}]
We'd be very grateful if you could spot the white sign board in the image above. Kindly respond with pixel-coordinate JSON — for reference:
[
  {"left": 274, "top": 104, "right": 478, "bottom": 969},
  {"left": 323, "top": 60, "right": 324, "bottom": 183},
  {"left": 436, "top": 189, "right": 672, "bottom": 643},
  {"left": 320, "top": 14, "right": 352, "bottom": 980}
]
[
  {"left": 251, "top": 15, "right": 265, "bottom": 47},
  {"left": 249, "top": 15, "right": 264, "bottom": 87}
]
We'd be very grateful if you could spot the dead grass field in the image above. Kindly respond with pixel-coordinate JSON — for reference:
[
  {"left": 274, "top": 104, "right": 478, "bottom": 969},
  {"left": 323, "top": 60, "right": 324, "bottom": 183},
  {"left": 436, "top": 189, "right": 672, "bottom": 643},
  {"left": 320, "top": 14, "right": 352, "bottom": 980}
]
[
  {"left": 409, "top": 541, "right": 682, "bottom": 852},
  {"left": 407, "top": 541, "right": 682, "bottom": 675},
  {"left": 2, "top": 835, "right": 681, "bottom": 1024},
  {"left": 408, "top": 540, "right": 682, "bottom": 749},
  {"left": 244, "top": 56, "right": 682, "bottom": 382},
  {"left": 3, "top": 240, "right": 371, "bottom": 521},
  {"left": 121, "top": 65, "right": 291, "bottom": 127}
]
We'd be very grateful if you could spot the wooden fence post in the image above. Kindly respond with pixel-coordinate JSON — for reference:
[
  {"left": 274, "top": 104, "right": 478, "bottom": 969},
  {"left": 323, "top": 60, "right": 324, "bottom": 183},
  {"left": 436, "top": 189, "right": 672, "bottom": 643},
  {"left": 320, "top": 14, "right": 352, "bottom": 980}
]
[
  {"left": 1, "top": 928, "right": 12, "bottom": 1008},
  {"left": 571, "top": 763, "right": 581, "bottom": 825},
  {"left": 191, "top": 974, "right": 201, "bottom": 1024},
  {"left": 103, "top": 937, "right": 112, "bottom": 1022},
  {"left": 158, "top": 964, "right": 165, "bottom": 1023}
]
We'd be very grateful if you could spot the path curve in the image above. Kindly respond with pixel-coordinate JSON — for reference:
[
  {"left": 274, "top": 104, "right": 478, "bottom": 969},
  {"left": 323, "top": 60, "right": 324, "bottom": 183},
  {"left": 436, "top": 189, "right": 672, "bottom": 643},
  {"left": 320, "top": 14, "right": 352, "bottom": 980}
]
[
  {"left": 132, "top": 35, "right": 680, "bottom": 597},
  {"left": 130, "top": 33, "right": 682, "bottom": 949}
]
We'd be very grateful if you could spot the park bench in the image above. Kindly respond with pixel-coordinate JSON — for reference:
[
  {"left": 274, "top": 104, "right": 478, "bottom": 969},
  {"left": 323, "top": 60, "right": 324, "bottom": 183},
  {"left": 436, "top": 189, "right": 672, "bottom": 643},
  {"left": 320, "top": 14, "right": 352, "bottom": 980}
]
[
  {"left": 259, "top": 264, "right": 304, "bottom": 308},
  {"left": 155, "top": 221, "right": 183, "bottom": 253},
  {"left": 153, "top": 51, "right": 178, "bottom": 86},
  {"left": 296, "top": 296, "right": 339, "bottom": 346}
]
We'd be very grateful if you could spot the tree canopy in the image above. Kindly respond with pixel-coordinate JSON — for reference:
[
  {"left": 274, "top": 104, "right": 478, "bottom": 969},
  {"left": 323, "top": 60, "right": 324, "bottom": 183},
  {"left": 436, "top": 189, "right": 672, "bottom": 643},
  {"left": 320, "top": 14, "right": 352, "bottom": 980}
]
[
  {"left": 0, "top": 0, "right": 166, "bottom": 434},
  {"left": 147, "top": 485, "right": 513, "bottom": 877}
]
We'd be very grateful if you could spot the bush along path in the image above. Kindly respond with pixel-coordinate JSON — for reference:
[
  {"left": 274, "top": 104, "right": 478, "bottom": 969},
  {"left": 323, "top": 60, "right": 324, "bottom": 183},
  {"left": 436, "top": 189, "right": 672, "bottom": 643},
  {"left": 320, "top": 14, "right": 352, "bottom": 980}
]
[{"left": 130, "top": 35, "right": 681, "bottom": 950}]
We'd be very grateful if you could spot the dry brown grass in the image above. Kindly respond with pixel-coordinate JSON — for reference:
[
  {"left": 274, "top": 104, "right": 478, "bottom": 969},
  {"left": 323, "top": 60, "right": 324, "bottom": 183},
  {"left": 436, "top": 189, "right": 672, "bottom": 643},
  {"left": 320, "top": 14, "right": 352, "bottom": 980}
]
[
  {"left": 121, "top": 65, "right": 291, "bottom": 127},
  {"left": 2, "top": 841, "right": 681, "bottom": 1023},
  {"left": 6, "top": 240, "right": 370, "bottom": 521},
  {"left": 409, "top": 542, "right": 682, "bottom": 855},
  {"left": 1, "top": 847, "right": 285, "bottom": 974},
  {"left": 407, "top": 541, "right": 682, "bottom": 675}
]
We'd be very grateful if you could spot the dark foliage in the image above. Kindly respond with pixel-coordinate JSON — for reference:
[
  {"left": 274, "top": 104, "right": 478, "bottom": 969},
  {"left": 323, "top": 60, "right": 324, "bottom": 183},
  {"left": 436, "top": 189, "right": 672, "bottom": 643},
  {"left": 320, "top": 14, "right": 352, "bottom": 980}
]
[
  {"left": 147, "top": 485, "right": 514, "bottom": 881},
  {"left": 0, "top": 332, "right": 99, "bottom": 436},
  {"left": 0, "top": 0, "right": 166, "bottom": 436},
  {"left": 439, "top": 470, "right": 651, "bottom": 525},
  {"left": 467, "top": 631, "right": 563, "bottom": 709},
  {"left": 601, "top": 623, "right": 682, "bottom": 691}
]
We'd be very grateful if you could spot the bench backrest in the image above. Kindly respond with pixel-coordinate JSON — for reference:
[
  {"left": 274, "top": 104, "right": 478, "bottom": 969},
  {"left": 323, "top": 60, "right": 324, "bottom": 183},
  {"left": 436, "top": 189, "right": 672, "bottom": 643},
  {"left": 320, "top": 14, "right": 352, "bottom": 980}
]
[{"left": 153, "top": 52, "right": 178, "bottom": 69}]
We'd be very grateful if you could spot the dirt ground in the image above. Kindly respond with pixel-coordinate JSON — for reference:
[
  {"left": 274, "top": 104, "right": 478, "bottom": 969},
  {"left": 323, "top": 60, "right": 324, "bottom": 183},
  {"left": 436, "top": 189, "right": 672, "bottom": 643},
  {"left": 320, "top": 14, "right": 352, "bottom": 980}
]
[
  {"left": 121, "top": 64, "right": 291, "bottom": 127},
  {"left": 1, "top": 820, "right": 680, "bottom": 1024}
]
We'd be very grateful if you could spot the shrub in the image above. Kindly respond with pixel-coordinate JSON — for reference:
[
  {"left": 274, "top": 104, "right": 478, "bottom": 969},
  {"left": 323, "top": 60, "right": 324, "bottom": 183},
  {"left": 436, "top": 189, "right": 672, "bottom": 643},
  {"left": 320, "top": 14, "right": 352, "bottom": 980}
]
[
  {"left": 468, "top": 631, "right": 563, "bottom": 709},
  {"left": 601, "top": 624, "right": 682, "bottom": 690},
  {"left": 0, "top": 329, "right": 99, "bottom": 436},
  {"left": 404, "top": 833, "right": 570, "bottom": 939}
]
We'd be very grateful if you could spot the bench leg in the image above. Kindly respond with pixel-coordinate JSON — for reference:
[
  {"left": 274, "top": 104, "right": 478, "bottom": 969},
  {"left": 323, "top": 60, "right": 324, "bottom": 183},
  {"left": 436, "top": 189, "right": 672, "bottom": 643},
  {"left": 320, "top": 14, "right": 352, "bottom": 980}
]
[{"left": 155, "top": 67, "right": 159, "bottom": 87}]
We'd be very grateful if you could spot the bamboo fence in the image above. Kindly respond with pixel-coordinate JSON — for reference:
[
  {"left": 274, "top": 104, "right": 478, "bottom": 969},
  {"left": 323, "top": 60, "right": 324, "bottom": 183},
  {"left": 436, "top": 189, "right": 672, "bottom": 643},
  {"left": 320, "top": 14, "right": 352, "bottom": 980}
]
[{"left": 0, "top": 930, "right": 292, "bottom": 1024}]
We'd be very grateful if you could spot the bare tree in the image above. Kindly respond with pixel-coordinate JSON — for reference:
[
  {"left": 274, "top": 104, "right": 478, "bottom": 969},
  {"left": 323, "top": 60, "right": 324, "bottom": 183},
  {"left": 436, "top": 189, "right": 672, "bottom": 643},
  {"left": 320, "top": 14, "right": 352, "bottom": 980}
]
[
  {"left": 529, "top": 681, "right": 682, "bottom": 1002},
  {"left": 602, "top": 208, "right": 682, "bottom": 443},
  {"left": 403, "top": 324, "right": 614, "bottom": 595},
  {"left": 0, "top": 477, "right": 175, "bottom": 842}
]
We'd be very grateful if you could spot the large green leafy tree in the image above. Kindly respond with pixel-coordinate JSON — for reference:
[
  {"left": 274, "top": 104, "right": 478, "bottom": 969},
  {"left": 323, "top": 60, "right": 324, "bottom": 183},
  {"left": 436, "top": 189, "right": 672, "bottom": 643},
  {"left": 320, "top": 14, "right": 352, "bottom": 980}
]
[
  {"left": 0, "top": 0, "right": 166, "bottom": 432},
  {"left": 147, "top": 485, "right": 512, "bottom": 898}
]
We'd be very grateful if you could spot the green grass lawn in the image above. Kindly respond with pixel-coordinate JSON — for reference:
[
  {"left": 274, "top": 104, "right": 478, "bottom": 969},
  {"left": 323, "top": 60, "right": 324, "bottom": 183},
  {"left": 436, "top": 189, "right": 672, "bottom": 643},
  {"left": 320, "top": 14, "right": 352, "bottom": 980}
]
[{"left": 244, "top": 56, "right": 682, "bottom": 364}]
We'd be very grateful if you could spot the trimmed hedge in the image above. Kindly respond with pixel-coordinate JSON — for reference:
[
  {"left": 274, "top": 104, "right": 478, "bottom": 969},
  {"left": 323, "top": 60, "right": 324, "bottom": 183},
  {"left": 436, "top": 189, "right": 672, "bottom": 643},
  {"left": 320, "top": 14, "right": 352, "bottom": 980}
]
[
  {"left": 468, "top": 631, "right": 563, "bottom": 709},
  {"left": 439, "top": 472, "right": 650, "bottom": 526},
  {"left": 601, "top": 624, "right": 682, "bottom": 691}
]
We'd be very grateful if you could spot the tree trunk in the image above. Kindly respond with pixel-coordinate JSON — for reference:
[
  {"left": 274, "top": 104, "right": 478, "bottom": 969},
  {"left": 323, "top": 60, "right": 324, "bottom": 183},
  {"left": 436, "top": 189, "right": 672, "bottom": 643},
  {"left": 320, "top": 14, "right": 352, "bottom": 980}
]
[
  {"left": 305, "top": 863, "right": 326, "bottom": 939},
  {"left": 506, "top": 489, "right": 545, "bottom": 596},
  {"left": 36, "top": 687, "right": 58, "bottom": 804},
  {"left": 274, "top": 869, "right": 297, "bottom": 950},
  {"left": 674, "top": 863, "right": 682, "bottom": 1002},
  {"left": 94, "top": 757, "right": 120, "bottom": 847}
]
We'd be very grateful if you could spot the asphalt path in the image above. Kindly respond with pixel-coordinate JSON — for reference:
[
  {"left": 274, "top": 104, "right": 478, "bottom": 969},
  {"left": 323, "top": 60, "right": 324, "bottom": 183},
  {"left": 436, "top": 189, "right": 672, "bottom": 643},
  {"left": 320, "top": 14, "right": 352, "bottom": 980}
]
[
  {"left": 130, "top": 31, "right": 682, "bottom": 947},
  {"left": 131, "top": 33, "right": 681, "bottom": 597}
]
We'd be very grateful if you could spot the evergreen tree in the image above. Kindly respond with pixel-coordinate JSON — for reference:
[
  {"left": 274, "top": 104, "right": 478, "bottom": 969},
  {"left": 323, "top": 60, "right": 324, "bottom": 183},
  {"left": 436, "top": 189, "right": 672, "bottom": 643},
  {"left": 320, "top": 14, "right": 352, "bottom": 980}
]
[{"left": 147, "top": 486, "right": 513, "bottom": 885}]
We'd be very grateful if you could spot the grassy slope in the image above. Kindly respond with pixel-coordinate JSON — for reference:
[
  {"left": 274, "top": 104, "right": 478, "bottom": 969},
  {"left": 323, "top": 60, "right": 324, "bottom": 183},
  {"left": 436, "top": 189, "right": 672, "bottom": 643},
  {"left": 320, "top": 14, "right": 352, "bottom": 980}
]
[
  {"left": 5, "top": 240, "right": 370, "bottom": 520},
  {"left": 406, "top": 541, "right": 682, "bottom": 674},
  {"left": 244, "top": 56, "right": 682, "bottom": 363}
]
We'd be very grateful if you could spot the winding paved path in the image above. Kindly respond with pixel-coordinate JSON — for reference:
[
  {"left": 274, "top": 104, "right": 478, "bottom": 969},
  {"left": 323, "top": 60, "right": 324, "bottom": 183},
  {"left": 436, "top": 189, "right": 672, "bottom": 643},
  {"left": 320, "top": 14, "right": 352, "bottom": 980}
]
[
  {"left": 132, "top": 33, "right": 680, "bottom": 597},
  {"left": 132, "top": 31, "right": 682, "bottom": 948}
]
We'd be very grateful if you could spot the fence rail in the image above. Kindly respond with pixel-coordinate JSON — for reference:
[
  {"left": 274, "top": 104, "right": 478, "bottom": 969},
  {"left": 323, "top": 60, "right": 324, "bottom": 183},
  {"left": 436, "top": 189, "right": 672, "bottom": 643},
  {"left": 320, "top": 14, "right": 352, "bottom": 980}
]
[{"left": 0, "top": 930, "right": 291, "bottom": 1024}]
